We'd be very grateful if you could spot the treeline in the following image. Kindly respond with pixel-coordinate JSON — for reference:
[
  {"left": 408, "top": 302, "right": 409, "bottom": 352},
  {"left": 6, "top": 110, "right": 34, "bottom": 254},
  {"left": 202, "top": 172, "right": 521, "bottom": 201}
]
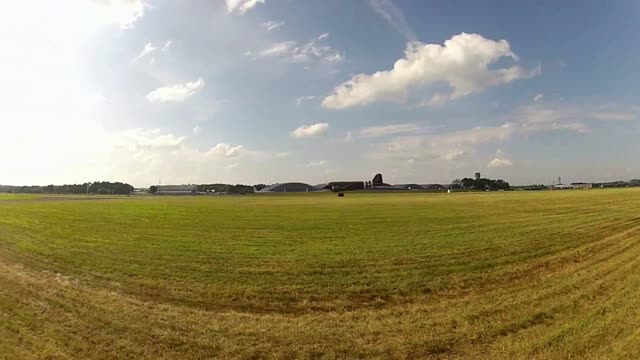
[
  {"left": 460, "top": 177, "right": 511, "bottom": 191},
  {"left": 196, "top": 184, "right": 256, "bottom": 194},
  {"left": 1, "top": 181, "right": 134, "bottom": 195},
  {"left": 515, "top": 184, "right": 547, "bottom": 191}
]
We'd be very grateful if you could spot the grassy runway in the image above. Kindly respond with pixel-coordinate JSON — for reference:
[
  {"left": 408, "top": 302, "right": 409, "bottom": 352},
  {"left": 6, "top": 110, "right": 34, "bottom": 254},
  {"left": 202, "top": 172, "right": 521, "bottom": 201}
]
[{"left": 2, "top": 189, "right": 640, "bottom": 358}]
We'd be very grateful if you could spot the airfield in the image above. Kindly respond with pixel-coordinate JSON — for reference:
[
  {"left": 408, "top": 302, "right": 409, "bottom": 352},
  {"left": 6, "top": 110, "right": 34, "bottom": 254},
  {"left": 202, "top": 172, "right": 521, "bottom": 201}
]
[{"left": 2, "top": 189, "right": 640, "bottom": 358}]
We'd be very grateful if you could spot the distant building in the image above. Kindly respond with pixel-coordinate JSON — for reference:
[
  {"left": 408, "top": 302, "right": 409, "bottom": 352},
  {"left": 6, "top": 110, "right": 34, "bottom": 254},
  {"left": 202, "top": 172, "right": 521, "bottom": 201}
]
[
  {"left": 550, "top": 184, "right": 573, "bottom": 190},
  {"left": 393, "top": 184, "right": 423, "bottom": 190},
  {"left": 421, "top": 184, "right": 445, "bottom": 190},
  {"left": 156, "top": 184, "right": 198, "bottom": 195},
  {"left": 571, "top": 182, "right": 592, "bottom": 189},
  {"left": 475, "top": 172, "right": 481, "bottom": 180},
  {"left": 258, "top": 182, "right": 317, "bottom": 193},
  {"left": 594, "top": 181, "right": 628, "bottom": 188},
  {"left": 630, "top": 179, "right": 640, "bottom": 186}
]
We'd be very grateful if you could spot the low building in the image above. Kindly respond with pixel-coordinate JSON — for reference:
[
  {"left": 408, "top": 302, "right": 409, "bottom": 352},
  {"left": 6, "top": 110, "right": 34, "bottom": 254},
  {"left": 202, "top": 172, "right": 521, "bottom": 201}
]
[
  {"left": 421, "top": 184, "right": 445, "bottom": 190},
  {"left": 594, "top": 181, "right": 628, "bottom": 188},
  {"left": 156, "top": 184, "right": 198, "bottom": 195},
  {"left": 571, "top": 182, "right": 592, "bottom": 189},
  {"left": 550, "top": 184, "right": 573, "bottom": 190},
  {"left": 393, "top": 184, "right": 423, "bottom": 190},
  {"left": 258, "top": 182, "right": 316, "bottom": 193}
]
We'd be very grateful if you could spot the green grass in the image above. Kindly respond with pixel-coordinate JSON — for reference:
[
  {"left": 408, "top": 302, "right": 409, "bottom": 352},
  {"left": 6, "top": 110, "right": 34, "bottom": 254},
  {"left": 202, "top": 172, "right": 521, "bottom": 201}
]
[{"left": 2, "top": 189, "right": 640, "bottom": 358}]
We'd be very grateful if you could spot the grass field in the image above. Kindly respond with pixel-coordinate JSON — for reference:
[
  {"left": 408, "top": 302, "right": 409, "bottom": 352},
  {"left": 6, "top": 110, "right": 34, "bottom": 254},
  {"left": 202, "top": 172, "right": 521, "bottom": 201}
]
[{"left": 2, "top": 189, "right": 640, "bottom": 359}]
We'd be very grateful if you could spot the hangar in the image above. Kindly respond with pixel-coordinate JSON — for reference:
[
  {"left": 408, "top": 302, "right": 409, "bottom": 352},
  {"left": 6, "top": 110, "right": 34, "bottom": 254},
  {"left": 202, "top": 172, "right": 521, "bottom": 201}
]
[
  {"left": 258, "top": 182, "right": 317, "bottom": 193},
  {"left": 155, "top": 184, "right": 198, "bottom": 195}
]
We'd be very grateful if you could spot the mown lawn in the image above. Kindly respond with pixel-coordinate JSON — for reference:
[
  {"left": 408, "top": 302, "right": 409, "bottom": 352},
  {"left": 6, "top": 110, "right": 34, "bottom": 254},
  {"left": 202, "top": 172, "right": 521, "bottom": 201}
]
[{"left": 2, "top": 189, "right": 640, "bottom": 358}]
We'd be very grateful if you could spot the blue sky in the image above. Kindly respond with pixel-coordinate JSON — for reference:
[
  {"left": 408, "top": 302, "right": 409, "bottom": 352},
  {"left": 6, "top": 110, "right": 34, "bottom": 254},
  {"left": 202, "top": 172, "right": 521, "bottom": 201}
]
[{"left": 1, "top": 0, "right": 638, "bottom": 186}]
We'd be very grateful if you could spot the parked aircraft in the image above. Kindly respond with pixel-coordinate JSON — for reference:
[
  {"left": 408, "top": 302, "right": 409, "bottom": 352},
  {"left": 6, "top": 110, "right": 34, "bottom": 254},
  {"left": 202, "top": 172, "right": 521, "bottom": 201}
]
[{"left": 324, "top": 174, "right": 393, "bottom": 195}]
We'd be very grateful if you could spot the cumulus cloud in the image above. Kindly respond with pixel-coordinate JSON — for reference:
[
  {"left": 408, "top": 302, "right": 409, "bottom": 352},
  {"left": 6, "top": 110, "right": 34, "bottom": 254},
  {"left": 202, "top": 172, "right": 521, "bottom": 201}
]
[
  {"left": 262, "top": 20, "right": 284, "bottom": 31},
  {"left": 146, "top": 79, "right": 204, "bottom": 103},
  {"left": 368, "top": 0, "right": 415, "bottom": 41},
  {"left": 306, "top": 160, "right": 327, "bottom": 167},
  {"left": 226, "top": 0, "right": 264, "bottom": 15},
  {"left": 322, "top": 33, "right": 540, "bottom": 109},
  {"left": 533, "top": 93, "right": 544, "bottom": 102},
  {"left": 488, "top": 157, "right": 513, "bottom": 168},
  {"left": 90, "top": 0, "right": 147, "bottom": 29},
  {"left": 257, "top": 34, "right": 342, "bottom": 64},
  {"left": 291, "top": 123, "right": 329, "bottom": 138},
  {"left": 358, "top": 123, "right": 422, "bottom": 138}
]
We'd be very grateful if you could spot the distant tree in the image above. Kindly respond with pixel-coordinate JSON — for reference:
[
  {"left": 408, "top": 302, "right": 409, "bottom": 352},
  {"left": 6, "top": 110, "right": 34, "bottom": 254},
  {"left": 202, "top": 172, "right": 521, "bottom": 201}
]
[
  {"left": 149, "top": 185, "right": 158, "bottom": 194},
  {"left": 460, "top": 177, "right": 510, "bottom": 191},
  {"left": 253, "top": 184, "right": 267, "bottom": 191},
  {"left": 461, "top": 178, "right": 475, "bottom": 189}
]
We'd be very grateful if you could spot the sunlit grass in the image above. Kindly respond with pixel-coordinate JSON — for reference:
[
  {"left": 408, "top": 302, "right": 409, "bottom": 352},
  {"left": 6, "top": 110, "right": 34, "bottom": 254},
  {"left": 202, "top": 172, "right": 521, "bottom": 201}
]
[{"left": 2, "top": 189, "right": 640, "bottom": 358}]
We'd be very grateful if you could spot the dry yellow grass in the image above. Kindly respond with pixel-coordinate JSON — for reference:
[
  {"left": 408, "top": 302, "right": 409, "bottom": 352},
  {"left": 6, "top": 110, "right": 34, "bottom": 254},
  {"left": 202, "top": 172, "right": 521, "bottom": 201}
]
[{"left": 2, "top": 189, "right": 640, "bottom": 358}]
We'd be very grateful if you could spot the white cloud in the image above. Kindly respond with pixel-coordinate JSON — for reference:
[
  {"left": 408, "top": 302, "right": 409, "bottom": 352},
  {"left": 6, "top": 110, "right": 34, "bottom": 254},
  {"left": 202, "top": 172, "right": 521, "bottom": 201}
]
[
  {"left": 533, "top": 93, "right": 544, "bottom": 102},
  {"left": 358, "top": 123, "right": 422, "bottom": 138},
  {"left": 262, "top": 20, "right": 284, "bottom": 31},
  {"left": 257, "top": 34, "right": 342, "bottom": 64},
  {"left": 306, "top": 160, "right": 327, "bottom": 167},
  {"left": 296, "top": 95, "right": 317, "bottom": 105},
  {"left": 344, "top": 131, "right": 353, "bottom": 142},
  {"left": 372, "top": 103, "right": 628, "bottom": 163},
  {"left": 488, "top": 157, "right": 513, "bottom": 168},
  {"left": 421, "top": 93, "right": 451, "bottom": 107},
  {"left": 206, "top": 143, "right": 246, "bottom": 158},
  {"left": 226, "top": 0, "right": 264, "bottom": 15},
  {"left": 89, "top": 0, "right": 147, "bottom": 29},
  {"left": 322, "top": 33, "right": 540, "bottom": 109},
  {"left": 443, "top": 149, "right": 465, "bottom": 161},
  {"left": 193, "top": 126, "right": 200, "bottom": 134},
  {"left": 261, "top": 41, "right": 297, "bottom": 57},
  {"left": 119, "top": 128, "right": 185, "bottom": 150},
  {"left": 275, "top": 152, "right": 292, "bottom": 158},
  {"left": 591, "top": 111, "right": 637, "bottom": 121},
  {"left": 146, "top": 79, "right": 204, "bottom": 103},
  {"left": 132, "top": 40, "right": 172, "bottom": 64},
  {"left": 132, "top": 42, "right": 156, "bottom": 63},
  {"left": 226, "top": 163, "right": 239, "bottom": 169},
  {"left": 291, "top": 123, "right": 329, "bottom": 138},
  {"left": 368, "top": 0, "right": 415, "bottom": 41}
]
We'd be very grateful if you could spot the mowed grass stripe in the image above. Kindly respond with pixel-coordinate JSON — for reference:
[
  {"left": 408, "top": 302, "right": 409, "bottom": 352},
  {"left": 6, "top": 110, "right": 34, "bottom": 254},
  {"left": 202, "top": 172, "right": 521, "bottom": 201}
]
[{"left": 2, "top": 189, "right": 640, "bottom": 358}]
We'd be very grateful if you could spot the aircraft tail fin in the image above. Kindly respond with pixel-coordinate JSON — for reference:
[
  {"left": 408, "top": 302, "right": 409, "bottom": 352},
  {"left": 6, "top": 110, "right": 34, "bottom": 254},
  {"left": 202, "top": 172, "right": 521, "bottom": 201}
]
[{"left": 372, "top": 173, "right": 383, "bottom": 185}]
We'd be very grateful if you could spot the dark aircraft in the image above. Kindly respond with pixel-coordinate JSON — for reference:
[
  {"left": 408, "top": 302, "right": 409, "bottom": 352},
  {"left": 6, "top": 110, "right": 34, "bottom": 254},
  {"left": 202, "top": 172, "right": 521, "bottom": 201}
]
[{"left": 324, "top": 173, "right": 391, "bottom": 195}]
